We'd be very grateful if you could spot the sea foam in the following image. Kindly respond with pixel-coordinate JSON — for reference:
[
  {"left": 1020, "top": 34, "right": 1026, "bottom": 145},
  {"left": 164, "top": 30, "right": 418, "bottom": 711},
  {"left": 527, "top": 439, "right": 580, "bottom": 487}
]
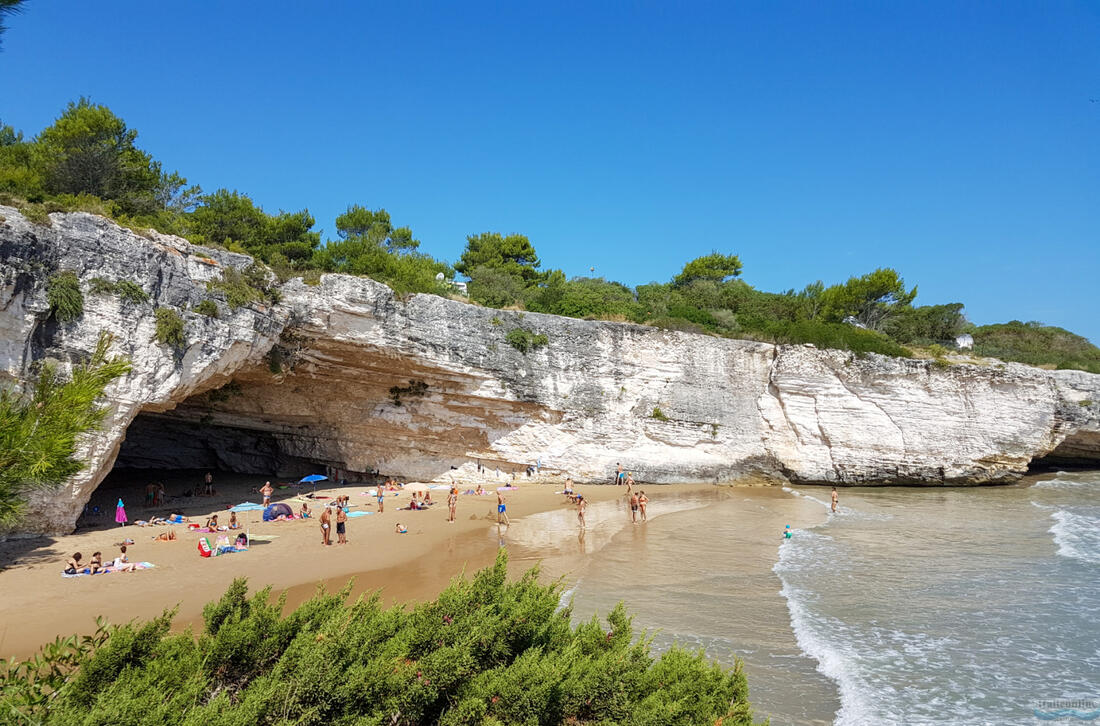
[{"left": 1049, "top": 509, "right": 1100, "bottom": 564}]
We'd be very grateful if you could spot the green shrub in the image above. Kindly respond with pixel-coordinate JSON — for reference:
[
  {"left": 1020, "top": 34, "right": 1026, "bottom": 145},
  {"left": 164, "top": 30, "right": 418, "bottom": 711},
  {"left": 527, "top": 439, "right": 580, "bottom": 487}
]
[
  {"left": 505, "top": 327, "right": 549, "bottom": 354},
  {"left": 20, "top": 203, "right": 51, "bottom": 226},
  {"left": 0, "top": 552, "right": 758, "bottom": 725},
  {"left": 47, "top": 270, "right": 84, "bottom": 323},
  {"left": 114, "top": 280, "right": 149, "bottom": 304},
  {"left": 194, "top": 299, "right": 218, "bottom": 318},
  {"left": 153, "top": 307, "right": 184, "bottom": 347},
  {"left": 972, "top": 321, "right": 1100, "bottom": 373},
  {"left": 206, "top": 266, "right": 262, "bottom": 309},
  {"left": 87, "top": 277, "right": 115, "bottom": 295},
  {"left": 0, "top": 332, "right": 130, "bottom": 523},
  {"left": 1081, "top": 400, "right": 1094, "bottom": 407},
  {"left": 651, "top": 406, "right": 669, "bottom": 421}
]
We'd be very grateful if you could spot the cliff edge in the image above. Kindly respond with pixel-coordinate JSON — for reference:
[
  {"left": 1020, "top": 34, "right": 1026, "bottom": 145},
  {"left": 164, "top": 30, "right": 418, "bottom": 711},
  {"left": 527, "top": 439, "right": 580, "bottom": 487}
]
[{"left": 2, "top": 207, "right": 1098, "bottom": 534}]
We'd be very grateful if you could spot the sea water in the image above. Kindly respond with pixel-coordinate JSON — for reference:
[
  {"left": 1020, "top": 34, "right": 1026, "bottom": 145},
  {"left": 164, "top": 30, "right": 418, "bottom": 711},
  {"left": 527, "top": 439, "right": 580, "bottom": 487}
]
[{"left": 522, "top": 475, "right": 1100, "bottom": 725}]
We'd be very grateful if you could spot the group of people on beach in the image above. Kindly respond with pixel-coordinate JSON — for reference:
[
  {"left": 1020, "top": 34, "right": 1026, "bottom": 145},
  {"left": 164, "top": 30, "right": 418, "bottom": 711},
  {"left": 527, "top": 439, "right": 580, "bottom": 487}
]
[{"left": 64, "top": 544, "right": 136, "bottom": 575}]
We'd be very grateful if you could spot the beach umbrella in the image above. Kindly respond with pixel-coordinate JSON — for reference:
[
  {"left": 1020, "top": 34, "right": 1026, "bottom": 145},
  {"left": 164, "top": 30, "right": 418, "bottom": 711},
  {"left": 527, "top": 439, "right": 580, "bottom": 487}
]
[
  {"left": 299, "top": 474, "right": 327, "bottom": 495},
  {"left": 115, "top": 498, "right": 127, "bottom": 526},
  {"left": 229, "top": 502, "right": 265, "bottom": 512}
]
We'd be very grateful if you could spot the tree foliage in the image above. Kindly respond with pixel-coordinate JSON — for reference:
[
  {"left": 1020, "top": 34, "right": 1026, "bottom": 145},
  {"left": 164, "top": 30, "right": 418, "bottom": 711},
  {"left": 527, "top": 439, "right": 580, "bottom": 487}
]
[
  {"left": 2, "top": 99, "right": 1096, "bottom": 370},
  {"left": 1, "top": 552, "right": 757, "bottom": 725},
  {"left": 0, "top": 0, "right": 27, "bottom": 51},
  {"left": 188, "top": 189, "right": 320, "bottom": 265},
  {"left": 672, "top": 252, "right": 743, "bottom": 288},
  {"left": 0, "top": 332, "right": 130, "bottom": 524},
  {"left": 456, "top": 232, "right": 542, "bottom": 283},
  {"left": 820, "top": 268, "right": 917, "bottom": 331}
]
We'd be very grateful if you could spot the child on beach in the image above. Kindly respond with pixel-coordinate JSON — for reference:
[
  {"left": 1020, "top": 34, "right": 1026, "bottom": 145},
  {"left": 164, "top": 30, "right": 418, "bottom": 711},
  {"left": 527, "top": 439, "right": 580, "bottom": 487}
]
[
  {"left": 300, "top": 501, "right": 311, "bottom": 518},
  {"left": 113, "top": 545, "right": 137, "bottom": 572},
  {"left": 395, "top": 523, "right": 408, "bottom": 534},
  {"left": 228, "top": 512, "right": 239, "bottom": 530}
]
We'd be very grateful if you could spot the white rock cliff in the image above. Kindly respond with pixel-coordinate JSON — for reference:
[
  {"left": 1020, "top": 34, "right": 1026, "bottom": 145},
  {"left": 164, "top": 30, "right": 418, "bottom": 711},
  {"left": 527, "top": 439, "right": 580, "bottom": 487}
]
[{"left": 2, "top": 207, "right": 1098, "bottom": 535}]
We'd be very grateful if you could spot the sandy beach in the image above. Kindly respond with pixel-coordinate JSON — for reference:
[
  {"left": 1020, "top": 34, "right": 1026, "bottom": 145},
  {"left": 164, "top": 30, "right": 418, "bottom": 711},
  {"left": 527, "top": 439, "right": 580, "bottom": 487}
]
[{"left": 0, "top": 473, "right": 818, "bottom": 664}]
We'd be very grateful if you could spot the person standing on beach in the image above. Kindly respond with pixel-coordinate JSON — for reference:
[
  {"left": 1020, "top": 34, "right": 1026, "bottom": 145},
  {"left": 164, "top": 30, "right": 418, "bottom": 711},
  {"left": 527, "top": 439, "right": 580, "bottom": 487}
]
[
  {"left": 336, "top": 505, "right": 347, "bottom": 544},
  {"left": 629, "top": 491, "right": 639, "bottom": 523},
  {"left": 203, "top": 472, "right": 214, "bottom": 496},
  {"left": 577, "top": 494, "right": 587, "bottom": 528},
  {"left": 615, "top": 463, "right": 624, "bottom": 485},
  {"left": 320, "top": 507, "right": 332, "bottom": 546},
  {"left": 261, "top": 481, "right": 273, "bottom": 507},
  {"left": 448, "top": 487, "right": 457, "bottom": 523},
  {"left": 831, "top": 487, "right": 839, "bottom": 513},
  {"left": 638, "top": 491, "right": 649, "bottom": 521},
  {"left": 377, "top": 487, "right": 385, "bottom": 514},
  {"left": 497, "top": 490, "right": 509, "bottom": 525}
]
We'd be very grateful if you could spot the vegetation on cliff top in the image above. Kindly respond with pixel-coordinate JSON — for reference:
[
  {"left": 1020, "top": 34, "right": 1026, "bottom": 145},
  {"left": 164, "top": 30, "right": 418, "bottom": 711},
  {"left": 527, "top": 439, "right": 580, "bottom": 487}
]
[
  {"left": 0, "top": 552, "right": 758, "bottom": 726},
  {"left": 0, "top": 332, "right": 130, "bottom": 524},
  {"left": 2, "top": 100, "right": 1097, "bottom": 371}
]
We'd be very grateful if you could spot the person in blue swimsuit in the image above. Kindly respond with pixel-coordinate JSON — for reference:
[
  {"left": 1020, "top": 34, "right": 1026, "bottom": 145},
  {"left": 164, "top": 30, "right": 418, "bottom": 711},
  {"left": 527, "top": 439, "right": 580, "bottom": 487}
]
[{"left": 496, "top": 490, "right": 509, "bottom": 525}]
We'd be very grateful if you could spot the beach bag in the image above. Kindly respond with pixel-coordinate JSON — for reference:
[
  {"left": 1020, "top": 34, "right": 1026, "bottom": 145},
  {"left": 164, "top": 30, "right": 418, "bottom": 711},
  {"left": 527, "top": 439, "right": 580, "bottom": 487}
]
[{"left": 197, "top": 537, "right": 213, "bottom": 558}]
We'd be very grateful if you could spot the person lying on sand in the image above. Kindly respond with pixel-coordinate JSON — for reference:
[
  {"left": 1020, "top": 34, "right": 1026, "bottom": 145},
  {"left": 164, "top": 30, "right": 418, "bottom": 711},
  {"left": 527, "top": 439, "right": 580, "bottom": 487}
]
[
  {"left": 64, "top": 552, "right": 83, "bottom": 575},
  {"left": 153, "top": 530, "right": 177, "bottom": 542},
  {"left": 395, "top": 523, "right": 408, "bottom": 534},
  {"left": 168, "top": 513, "right": 188, "bottom": 524}
]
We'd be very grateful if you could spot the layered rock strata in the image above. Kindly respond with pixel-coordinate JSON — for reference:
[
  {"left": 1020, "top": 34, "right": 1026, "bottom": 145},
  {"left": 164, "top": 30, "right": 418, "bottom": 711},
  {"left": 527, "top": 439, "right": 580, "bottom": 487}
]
[{"left": 2, "top": 206, "right": 1098, "bottom": 535}]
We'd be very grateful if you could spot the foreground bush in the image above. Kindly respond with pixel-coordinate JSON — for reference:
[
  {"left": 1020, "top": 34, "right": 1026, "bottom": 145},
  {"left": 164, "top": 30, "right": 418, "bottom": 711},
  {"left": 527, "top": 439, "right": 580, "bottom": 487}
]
[{"left": 0, "top": 552, "right": 758, "bottom": 725}]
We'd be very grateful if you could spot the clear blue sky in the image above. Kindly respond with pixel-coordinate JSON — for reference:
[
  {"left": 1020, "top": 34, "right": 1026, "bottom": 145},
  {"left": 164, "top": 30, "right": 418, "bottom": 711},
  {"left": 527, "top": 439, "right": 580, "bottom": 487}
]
[{"left": 2, "top": 1, "right": 1097, "bottom": 342}]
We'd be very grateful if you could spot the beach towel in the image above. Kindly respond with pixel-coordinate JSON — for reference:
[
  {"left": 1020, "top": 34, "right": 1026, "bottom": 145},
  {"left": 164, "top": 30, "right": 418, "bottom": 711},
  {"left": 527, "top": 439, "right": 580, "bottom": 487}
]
[
  {"left": 115, "top": 498, "right": 127, "bottom": 524},
  {"left": 62, "top": 562, "right": 155, "bottom": 578},
  {"left": 346, "top": 511, "right": 372, "bottom": 518}
]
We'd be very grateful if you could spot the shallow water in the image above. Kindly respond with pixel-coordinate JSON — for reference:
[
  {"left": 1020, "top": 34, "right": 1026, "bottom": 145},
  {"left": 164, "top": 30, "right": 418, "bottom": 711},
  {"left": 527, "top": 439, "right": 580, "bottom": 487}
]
[
  {"left": 504, "top": 487, "right": 839, "bottom": 725},
  {"left": 512, "top": 474, "right": 1100, "bottom": 725}
]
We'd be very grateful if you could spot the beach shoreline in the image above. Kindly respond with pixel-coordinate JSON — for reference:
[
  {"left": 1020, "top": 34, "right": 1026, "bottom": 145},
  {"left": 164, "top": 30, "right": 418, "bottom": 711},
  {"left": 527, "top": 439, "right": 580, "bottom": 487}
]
[{"left": 0, "top": 474, "right": 747, "bottom": 660}]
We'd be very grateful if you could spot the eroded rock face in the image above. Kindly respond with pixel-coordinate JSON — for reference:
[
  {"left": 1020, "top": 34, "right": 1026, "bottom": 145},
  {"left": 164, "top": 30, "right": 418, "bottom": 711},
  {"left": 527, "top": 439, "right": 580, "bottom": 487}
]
[{"left": 2, "top": 207, "right": 1099, "bottom": 535}]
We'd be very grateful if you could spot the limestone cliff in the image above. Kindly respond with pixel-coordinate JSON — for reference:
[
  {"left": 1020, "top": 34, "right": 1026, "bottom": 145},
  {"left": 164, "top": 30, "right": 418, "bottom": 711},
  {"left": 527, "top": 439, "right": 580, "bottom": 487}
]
[{"left": 2, "top": 206, "right": 1099, "bottom": 535}]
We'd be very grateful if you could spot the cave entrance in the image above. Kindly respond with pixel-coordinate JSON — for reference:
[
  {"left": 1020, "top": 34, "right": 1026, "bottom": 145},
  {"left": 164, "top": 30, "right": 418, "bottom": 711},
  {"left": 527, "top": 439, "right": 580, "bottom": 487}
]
[
  {"left": 85, "top": 407, "right": 360, "bottom": 531},
  {"left": 1028, "top": 429, "right": 1100, "bottom": 471}
]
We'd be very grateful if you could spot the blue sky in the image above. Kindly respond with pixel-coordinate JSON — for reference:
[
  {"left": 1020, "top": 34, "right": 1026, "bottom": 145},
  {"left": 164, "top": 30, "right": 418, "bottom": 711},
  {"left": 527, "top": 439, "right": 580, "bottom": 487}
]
[{"left": 2, "top": 1, "right": 1097, "bottom": 342}]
